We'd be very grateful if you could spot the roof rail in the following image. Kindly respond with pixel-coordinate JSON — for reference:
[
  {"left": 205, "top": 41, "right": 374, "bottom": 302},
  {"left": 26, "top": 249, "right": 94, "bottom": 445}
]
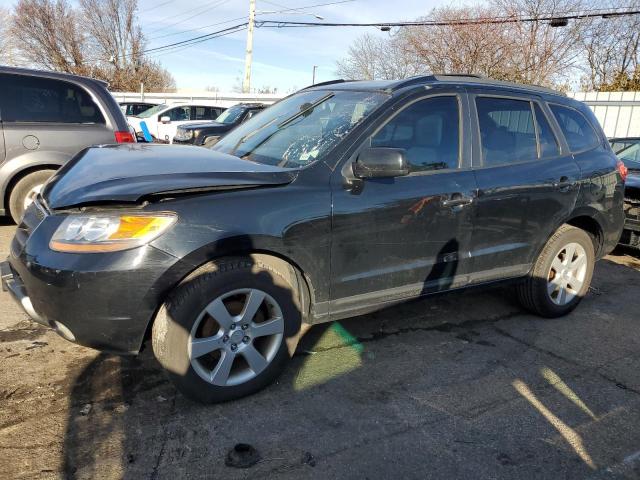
[
  {"left": 390, "top": 73, "right": 564, "bottom": 97},
  {"left": 301, "top": 79, "right": 348, "bottom": 90}
]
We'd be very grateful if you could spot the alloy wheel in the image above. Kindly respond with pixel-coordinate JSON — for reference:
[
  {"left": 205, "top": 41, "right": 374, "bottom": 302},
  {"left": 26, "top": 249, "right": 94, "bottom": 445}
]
[
  {"left": 188, "top": 288, "right": 284, "bottom": 386},
  {"left": 547, "top": 242, "right": 588, "bottom": 306}
]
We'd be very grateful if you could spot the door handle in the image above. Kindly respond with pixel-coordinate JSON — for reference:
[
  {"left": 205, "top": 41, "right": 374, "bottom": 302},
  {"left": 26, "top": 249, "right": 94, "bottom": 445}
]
[
  {"left": 553, "top": 176, "right": 573, "bottom": 191},
  {"left": 441, "top": 193, "right": 474, "bottom": 208}
]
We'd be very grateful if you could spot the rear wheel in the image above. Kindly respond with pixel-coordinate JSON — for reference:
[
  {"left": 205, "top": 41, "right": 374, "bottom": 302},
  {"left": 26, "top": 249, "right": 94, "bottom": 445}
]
[
  {"left": 517, "top": 224, "right": 595, "bottom": 318},
  {"left": 8, "top": 169, "right": 55, "bottom": 223},
  {"left": 152, "top": 257, "right": 301, "bottom": 403}
]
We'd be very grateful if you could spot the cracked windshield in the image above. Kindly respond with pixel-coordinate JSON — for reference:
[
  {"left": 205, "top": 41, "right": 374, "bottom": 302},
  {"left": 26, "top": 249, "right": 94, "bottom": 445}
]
[{"left": 212, "top": 90, "right": 388, "bottom": 168}]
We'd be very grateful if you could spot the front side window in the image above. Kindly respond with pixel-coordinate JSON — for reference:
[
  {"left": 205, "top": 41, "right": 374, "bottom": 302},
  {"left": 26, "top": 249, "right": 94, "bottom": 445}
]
[
  {"left": 0, "top": 74, "right": 105, "bottom": 124},
  {"left": 163, "top": 106, "right": 190, "bottom": 121},
  {"left": 550, "top": 104, "right": 600, "bottom": 152},
  {"left": 371, "top": 96, "right": 460, "bottom": 171},
  {"left": 213, "top": 90, "right": 388, "bottom": 168},
  {"left": 477, "top": 97, "right": 537, "bottom": 166}
]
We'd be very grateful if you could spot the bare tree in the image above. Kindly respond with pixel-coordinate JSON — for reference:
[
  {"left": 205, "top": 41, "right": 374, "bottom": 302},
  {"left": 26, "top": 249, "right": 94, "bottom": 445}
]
[
  {"left": 580, "top": 0, "right": 640, "bottom": 90},
  {"left": 0, "top": 8, "right": 14, "bottom": 64},
  {"left": 9, "top": 0, "right": 175, "bottom": 91},
  {"left": 336, "top": 32, "right": 425, "bottom": 80},
  {"left": 336, "top": 0, "right": 586, "bottom": 88},
  {"left": 11, "top": 0, "right": 90, "bottom": 75},
  {"left": 79, "top": 0, "right": 174, "bottom": 91}
]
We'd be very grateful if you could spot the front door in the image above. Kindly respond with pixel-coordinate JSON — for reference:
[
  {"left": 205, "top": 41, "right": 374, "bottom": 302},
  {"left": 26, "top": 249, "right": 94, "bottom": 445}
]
[
  {"left": 330, "top": 93, "right": 478, "bottom": 318},
  {"left": 468, "top": 92, "right": 581, "bottom": 282}
]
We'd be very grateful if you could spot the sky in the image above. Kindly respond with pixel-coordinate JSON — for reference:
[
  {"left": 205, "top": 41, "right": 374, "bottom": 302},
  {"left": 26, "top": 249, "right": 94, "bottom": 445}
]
[{"left": 0, "top": 0, "right": 464, "bottom": 91}]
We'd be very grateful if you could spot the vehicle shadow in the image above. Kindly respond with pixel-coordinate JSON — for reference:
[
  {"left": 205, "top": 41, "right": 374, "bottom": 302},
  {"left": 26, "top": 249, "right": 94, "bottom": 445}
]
[
  {"left": 59, "top": 252, "right": 640, "bottom": 478},
  {"left": 58, "top": 237, "right": 486, "bottom": 478}
]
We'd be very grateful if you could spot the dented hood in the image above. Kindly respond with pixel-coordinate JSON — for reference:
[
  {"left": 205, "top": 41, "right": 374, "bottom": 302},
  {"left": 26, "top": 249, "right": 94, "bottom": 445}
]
[{"left": 42, "top": 144, "right": 296, "bottom": 209}]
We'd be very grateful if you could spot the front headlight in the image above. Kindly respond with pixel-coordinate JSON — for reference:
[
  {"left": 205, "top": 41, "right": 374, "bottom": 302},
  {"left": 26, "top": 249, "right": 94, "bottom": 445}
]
[
  {"left": 50, "top": 213, "right": 177, "bottom": 253},
  {"left": 175, "top": 128, "right": 193, "bottom": 141}
]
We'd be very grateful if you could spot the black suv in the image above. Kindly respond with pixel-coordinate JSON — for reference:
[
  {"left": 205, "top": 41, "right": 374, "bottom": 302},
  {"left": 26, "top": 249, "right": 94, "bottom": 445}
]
[
  {"left": 1, "top": 75, "right": 625, "bottom": 403},
  {"left": 0, "top": 67, "right": 135, "bottom": 222},
  {"left": 172, "top": 103, "right": 265, "bottom": 147}
]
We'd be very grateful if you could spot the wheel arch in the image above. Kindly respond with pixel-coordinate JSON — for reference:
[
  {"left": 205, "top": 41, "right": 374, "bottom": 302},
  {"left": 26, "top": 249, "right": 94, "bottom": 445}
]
[
  {"left": 0, "top": 153, "right": 66, "bottom": 214},
  {"left": 141, "top": 248, "right": 317, "bottom": 352},
  {"left": 564, "top": 212, "right": 606, "bottom": 258}
]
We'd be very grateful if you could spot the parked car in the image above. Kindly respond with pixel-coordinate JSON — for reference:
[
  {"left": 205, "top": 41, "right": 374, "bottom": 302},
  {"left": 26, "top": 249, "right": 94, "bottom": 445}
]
[
  {"left": 610, "top": 137, "right": 640, "bottom": 248},
  {"left": 127, "top": 103, "right": 225, "bottom": 143},
  {"left": 2, "top": 75, "right": 625, "bottom": 403},
  {"left": 0, "top": 66, "right": 134, "bottom": 222},
  {"left": 119, "top": 101, "right": 158, "bottom": 117},
  {"left": 173, "top": 103, "right": 266, "bottom": 147}
]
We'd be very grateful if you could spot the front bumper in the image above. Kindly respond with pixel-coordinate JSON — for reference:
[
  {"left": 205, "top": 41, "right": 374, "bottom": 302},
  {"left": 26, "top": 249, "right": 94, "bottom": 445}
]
[
  {"left": 1, "top": 260, "right": 47, "bottom": 326},
  {"left": 2, "top": 201, "right": 189, "bottom": 354}
]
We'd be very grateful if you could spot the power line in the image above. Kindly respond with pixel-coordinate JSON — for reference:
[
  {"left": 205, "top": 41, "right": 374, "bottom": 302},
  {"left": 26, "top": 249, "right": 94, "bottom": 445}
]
[
  {"left": 148, "top": 26, "right": 248, "bottom": 58},
  {"left": 147, "top": 0, "right": 355, "bottom": 41},
  {"left": 143, "top": 0, "right": 230, "bottom": 32},
  {"left": 255, "top": 7, "right": 640, "bottom": 28},
  {"left": 145, "top": 23, "right": 248, "bottom": 54},
  {"left": 146, "top": 0, "right": 233, "bottom": 34}
]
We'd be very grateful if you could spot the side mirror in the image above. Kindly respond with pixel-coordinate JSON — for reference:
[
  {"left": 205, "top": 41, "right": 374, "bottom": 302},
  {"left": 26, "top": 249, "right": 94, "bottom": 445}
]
[
  {"left": 353, "top": 147, "right": 410, "bottom": 178},
  {"left": 160, "top": 116, "right": 171, "bottom": 124}
]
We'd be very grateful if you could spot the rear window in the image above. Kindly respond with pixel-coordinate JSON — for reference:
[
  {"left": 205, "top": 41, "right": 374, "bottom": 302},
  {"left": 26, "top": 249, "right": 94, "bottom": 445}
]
[
  {"left": 550, "top": 104, "right": 600, "bottom": 152},
  {"left": 476, "top": 97, "right": 537, "bottom": 166},
  {"left": 0, "top": 74, "right": 105, "bottom": 124}
]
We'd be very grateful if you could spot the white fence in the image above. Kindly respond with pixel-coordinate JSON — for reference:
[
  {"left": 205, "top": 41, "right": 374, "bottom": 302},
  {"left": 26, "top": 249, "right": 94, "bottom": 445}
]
[
  {"left": 569, "top": 92, "right": 640, "bottom": 138},
  {"left": 112, "top": 90, "right": 640, "bottom": 138}
]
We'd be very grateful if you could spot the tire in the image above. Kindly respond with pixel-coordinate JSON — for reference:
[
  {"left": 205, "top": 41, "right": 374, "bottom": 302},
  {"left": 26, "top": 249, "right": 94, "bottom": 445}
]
[
  {"left": 152, "top": 256, "right": 302, "bottom": 403},
  {"left": 517, "top": 224, "right": 595, "bottom": 318},
  {"left": 8, "top": 169, "right": 56, "bottom": 223}
]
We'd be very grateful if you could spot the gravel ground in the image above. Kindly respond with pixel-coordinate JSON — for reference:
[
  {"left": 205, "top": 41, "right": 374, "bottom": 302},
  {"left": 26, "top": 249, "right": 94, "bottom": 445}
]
[{"left": 1, "top": 220, "right": 640, "bottom": 479}]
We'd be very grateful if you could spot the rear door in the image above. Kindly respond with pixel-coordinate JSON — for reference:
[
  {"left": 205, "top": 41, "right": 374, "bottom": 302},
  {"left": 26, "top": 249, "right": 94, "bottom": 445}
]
[
  {"left": 468, "top": 91, "right": 580, "bottom": 282},
  {"left": 0, "top": 73, "right": 115, "bottom": 162}
]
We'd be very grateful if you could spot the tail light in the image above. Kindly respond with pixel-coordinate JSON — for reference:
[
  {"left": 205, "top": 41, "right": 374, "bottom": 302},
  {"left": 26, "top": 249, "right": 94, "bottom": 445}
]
[
  {"left": 115, "top": 131, "right": 135, "bottom": 143},
  {"left": 617, "top": 159, "right": 628, "bottom": 182}
]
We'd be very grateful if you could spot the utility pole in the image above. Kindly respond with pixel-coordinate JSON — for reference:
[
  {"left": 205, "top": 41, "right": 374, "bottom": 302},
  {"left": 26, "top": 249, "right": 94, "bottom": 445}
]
[
  {"left": 312, "top": 65, "right": 318, "bottom": 85},
  {"left": 242, "top": 0, "right": 256, "bottom": 94}
]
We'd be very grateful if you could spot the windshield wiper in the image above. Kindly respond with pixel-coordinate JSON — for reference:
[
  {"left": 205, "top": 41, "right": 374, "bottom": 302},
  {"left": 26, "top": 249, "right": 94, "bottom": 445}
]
[{"left": 278, "top": 93, "right": 334, "bottom": 129}]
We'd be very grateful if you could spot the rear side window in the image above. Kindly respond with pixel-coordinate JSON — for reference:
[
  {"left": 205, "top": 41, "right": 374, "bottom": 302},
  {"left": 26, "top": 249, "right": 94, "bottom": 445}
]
[
  {"left": 550, "top": 104, "right": 600, "bottom": 152},
  {"left": 534, "top": 104, "right": 560, "bottom": 157},
  {"left": 476, "top": 97, "right": 537, "bottom": 166},
  {"left": 372, "top": 96, "right": 460, "bottom": 172},
  {"left": 0, "top": 74, "right": 105, "bottom": 124},
  {"left": 193, "top": 106, "right": 217, "bottom": 120}
]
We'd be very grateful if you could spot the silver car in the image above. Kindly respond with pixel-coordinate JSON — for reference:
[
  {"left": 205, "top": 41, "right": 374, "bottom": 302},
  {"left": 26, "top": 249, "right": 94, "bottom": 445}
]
[{"left": 0, "top": 67, "right": 134, "bottom": 222}]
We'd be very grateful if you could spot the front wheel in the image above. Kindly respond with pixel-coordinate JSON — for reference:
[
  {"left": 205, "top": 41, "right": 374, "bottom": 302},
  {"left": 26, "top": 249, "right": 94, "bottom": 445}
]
[
  {"left": 517, "top": 225, "right": 595, "bottom": 318},
  {"left": 152, "top": 257, "right": 301, "bottom": 403}
]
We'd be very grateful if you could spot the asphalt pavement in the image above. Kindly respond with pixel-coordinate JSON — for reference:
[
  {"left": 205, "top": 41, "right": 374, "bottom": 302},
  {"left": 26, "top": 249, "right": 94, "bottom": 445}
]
[{"left": 1, "top": 220, "right": 640, "bottom": 479}]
